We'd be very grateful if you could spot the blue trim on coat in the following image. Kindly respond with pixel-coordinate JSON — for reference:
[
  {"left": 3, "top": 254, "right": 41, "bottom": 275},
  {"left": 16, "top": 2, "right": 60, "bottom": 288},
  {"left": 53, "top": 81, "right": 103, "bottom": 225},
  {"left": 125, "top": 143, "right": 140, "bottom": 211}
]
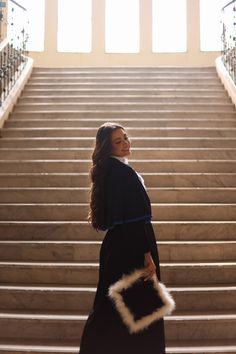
[{"left": 99, "top": 214, "right": 152, "bottom": 231}]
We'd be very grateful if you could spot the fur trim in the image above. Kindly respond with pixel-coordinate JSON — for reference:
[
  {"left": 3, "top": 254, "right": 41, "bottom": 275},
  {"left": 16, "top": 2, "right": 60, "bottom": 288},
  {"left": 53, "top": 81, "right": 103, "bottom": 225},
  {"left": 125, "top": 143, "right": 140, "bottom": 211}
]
[{"left": 109, "top": 269, "right": 175, "bottom": 334}]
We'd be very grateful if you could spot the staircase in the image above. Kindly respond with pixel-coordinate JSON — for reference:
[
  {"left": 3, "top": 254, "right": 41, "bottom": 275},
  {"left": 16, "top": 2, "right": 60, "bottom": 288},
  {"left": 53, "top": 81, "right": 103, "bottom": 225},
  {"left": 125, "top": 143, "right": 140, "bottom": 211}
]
[{"left": 0, "top": 67, "right": 236, "bottom": 354}]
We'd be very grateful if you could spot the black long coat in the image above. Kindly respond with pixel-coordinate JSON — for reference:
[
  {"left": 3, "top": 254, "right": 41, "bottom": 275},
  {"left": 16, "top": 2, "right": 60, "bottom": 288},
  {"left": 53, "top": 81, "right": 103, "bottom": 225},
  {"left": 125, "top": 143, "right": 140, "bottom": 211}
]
[{"left": 79, "top": 157, "right": 166, "bottom": 354}]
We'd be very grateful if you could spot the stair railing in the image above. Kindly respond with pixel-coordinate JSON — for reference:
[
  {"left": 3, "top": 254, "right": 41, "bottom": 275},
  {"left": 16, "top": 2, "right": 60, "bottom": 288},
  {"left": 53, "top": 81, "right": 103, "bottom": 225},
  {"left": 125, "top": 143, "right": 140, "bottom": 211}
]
[
  {"left": 221, "top": 0, "right": 236, "bottom": 84},
  {"left": 0, "top": 0, "right": 28, "bottom": 106}
]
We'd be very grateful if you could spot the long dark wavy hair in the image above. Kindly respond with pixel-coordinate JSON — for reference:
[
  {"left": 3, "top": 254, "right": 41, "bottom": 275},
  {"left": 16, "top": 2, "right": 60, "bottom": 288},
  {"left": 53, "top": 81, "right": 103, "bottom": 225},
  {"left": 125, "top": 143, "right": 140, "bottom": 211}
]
[{"left": 88, "top": 122, "right": 124, "bottom": 230}]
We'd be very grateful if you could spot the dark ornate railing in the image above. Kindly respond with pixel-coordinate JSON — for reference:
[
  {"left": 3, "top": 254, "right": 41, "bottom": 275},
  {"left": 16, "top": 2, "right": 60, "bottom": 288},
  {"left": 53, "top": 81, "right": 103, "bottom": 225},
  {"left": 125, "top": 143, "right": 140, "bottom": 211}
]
[
  {"left": 221, "top": 0, "right": 236, "bottom": 84},
  {"left": 0, "top": 0, "right": 28, "bottom": 106}
]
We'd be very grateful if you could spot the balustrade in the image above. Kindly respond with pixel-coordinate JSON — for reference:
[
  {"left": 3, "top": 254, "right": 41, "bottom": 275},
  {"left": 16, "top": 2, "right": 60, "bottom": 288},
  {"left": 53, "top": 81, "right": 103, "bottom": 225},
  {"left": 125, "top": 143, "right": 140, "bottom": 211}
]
[
  {"left": 0, "top": 0, "right": 28, "bottom": 106},
  {"left": 222, "top": 0, "right": 236, "bottom": 84}
]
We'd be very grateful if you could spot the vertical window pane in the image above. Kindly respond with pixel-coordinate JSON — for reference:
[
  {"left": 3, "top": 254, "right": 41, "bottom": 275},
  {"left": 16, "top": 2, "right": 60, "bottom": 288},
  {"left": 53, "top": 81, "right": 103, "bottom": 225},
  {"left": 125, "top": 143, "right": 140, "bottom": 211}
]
[
  {"left": 25, "top": 0, "right": 45, "bottom": 52},
  {"left": 200, "top": 0, "right": 223, "bottom": 51},
  {"left": 106, "top": 0, "right": 139, "bottom": 53},
  {"left": 58, "top": 0, "right": 92, "bottom": 53},
  {"left": 152, "top": 0, "right": 187, "bottom": 53},
  {"left": 8, "top": 0, "right": 45, "bottom": 52}
]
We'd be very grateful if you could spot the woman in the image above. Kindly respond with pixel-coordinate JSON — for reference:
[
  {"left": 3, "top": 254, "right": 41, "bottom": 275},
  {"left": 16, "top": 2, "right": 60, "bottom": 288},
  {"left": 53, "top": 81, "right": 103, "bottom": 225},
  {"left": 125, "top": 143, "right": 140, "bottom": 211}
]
[{"left": 79, "top": 122, "right": 166, "bottom": 354}]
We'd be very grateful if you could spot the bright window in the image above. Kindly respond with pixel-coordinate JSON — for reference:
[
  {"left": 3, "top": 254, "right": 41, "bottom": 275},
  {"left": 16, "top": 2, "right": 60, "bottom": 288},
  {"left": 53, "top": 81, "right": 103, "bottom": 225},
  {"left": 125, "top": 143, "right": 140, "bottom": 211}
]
[
  {"left": 200, "top": 0, "right": 223, "bottom": 51},
  {"left": 105, "top": 0, "right": 139, "bottom": 53},
  {"left": 152, "top": 0, "right": 187, "bottom": 53},
  {"left": 8, "top": 0, "right": 45, "bottom": 52},
  {"left": 57, "top": 0, "right": 92, "bottom": 53}
]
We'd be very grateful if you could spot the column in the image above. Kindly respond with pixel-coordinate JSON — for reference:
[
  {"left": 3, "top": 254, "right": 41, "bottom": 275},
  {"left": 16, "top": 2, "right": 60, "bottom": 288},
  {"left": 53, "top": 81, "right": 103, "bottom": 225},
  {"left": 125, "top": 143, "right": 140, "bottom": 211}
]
[
  {"left": 44, "top": 0, "right": 58, "bottom": 54},
  {"left": 187, "top": 0, "right": 201, "bottom": 53},
  {"left": 140, "top": 0, "right": 152, "bottom": 54},
  {"left": 92, "top": 0, "right": 105, "bottom": 54}
]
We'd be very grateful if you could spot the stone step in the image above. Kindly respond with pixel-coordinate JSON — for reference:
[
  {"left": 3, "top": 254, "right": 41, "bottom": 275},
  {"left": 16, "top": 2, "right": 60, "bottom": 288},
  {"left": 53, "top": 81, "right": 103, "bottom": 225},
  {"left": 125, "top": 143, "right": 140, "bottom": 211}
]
[
  {"left": 32, "top": 66, "right": 217, "bottom": 76},
  {"left": 29, "top": 71, "right": 219, "bottom": 78},
  {"left": 14, "top": 103, "right": 234, "bottom": 112},
  {"left": 0, "top": 173, "right": 88, "bottom": 187},
  {"left": 0, "top": 261, "right": 235, "bottom": 285},
  {"left": 5, "top": 119, "right": 236, "bottom": 128},
  {"left": 167, "top": 341, "right": 236, "bottom": 354},
  {"left": 25, "top": 83, "right": 224, "bottom": 90},
  {"left": 3, "top": 127, "right": 236, "bottom": 138},
  {"left": 30, "top": 72, "right": 219, "bottom": 79},
  {"left": 1, "top": 137, "right": 236, "bottom": 148},
  {"left": 0, "top": 284, "right": 235, "bottom": 312},
  {"left": 1, "top": 187, "right": 236, "bottom": 203},
  {"left": 19, "top": 96, "right": 230, "bottom": 104},
  {"left": 27, "top": 77, "right": 221, "bottom": 84},
  {"left": 9, "top": 111, "right": 236, "bottom": 120},
  {"left": 0, "top": 220, "right": 235, "bottom": 241},
  {"left": 32, "top": 66, "right": 217, "bottom": 73},
  {"left": 21, "top": 88, "right": 228, "bottom": 97},
  {"left": 1, "top": 148, "right": 236, "bottom": 160},
  {"left": 0, "top": 160, "right": 236, "bottom": 173},
  {"left": 0, "top": 311, "right": 235, "bottom": 342},
  {"left": 27, "top": 74, "right": 222, "bottom": 83},
  {"left": 0, "top": 241, "right": 235, "bottom": 262},
  {"left": 0, "top": 340, "right": 235, "bottom": 354},
  {"left": 0, "top": 203, "right": 236, "bottom": 221},
  {"left": 0, "top": 172, "right": 235, "bottom": 188}
]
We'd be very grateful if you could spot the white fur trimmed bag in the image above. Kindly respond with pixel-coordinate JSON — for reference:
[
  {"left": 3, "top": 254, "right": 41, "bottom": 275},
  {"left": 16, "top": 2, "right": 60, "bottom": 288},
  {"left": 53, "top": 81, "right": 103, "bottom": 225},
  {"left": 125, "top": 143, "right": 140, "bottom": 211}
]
[{"left": 108, "top": 269, "right": 175, "bottom": 334}]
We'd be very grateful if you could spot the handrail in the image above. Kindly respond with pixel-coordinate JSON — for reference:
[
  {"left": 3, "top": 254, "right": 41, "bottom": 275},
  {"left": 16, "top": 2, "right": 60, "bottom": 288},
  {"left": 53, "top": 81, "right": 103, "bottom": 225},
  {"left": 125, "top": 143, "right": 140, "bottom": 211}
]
[
  {"left": 0, "top": 0, "right": 29, "bottom": 106},
  {"left": 221, "top": 0, "right": 236, "bottom": 85},
  {"left": 9, "top": 0, "right": 27, "bottom": 12},
  {"left": 222, "top": 0, "right": 236, "bottom": 11}
]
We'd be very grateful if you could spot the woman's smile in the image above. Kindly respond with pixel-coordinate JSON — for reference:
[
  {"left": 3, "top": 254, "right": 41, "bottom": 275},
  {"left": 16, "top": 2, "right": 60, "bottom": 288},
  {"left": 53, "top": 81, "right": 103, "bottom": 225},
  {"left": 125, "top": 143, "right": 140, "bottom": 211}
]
[{"left": 111, "top": 128, "right": 131, "bottom": 157}]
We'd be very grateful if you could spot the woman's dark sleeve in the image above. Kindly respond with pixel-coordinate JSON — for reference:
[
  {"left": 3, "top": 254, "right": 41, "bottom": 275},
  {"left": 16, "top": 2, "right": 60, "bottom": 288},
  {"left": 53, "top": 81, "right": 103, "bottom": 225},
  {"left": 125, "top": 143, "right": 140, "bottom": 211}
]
[{"left": 103, "top": 159, "right": 152, "bottom": 231}]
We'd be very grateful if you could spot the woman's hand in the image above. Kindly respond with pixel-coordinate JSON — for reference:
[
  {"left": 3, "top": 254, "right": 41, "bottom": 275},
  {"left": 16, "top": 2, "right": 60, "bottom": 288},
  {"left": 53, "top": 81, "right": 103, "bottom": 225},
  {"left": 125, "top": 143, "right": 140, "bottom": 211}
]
[{"left": 143, "top": 252, "right": 157, "bottom": 281}]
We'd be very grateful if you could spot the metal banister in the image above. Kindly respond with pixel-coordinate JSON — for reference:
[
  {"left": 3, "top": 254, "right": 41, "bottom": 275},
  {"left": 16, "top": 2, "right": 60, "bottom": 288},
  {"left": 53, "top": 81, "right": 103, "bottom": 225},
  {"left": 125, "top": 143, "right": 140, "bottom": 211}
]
[
  {"left": 221, "top": 0, "right": 236, "bottom": 84},
  {"left": 0, "top": 0, "right": 28, "bottom": 106},
  {"left": 9, "top": 0, "right": 27, "bottom": 12}
]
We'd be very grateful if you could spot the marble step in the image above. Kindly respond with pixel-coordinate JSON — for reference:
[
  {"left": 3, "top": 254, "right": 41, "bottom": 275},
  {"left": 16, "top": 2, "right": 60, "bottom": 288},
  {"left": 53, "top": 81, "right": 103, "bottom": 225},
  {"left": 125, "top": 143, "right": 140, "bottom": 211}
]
[
  {"left": 31, "top": 71, "right": 218, "bottom": 78},
  {"left": 0, "top": 261, "right": 235, "bottom": 285},
  {"left": 19, "top": 96, "right": 230, "bottom": 104},
  {"left": 2, "top": 137, "right": 236, "bottom": 148},
  {"left": 1, "top": 187, "right": 236, "bottom": 203},
  {"left": 0, "top": 220, "right": 235, "bottom": 241},
  {"left": 14, "top": 103, "right": 235, "bottom": 112},
  {"left": 27, "top": 74, "right": 222, "bottom": 87},
  {"left": 1, "top": 148, "right": 236, "bottom": 160},
  {"left": 29, "top": 68, "right": 219, "bottom": 74},
  {"left": 27, "top": 77, "right": 221, "bottom": 84},
  {"left": 0, "top": 340, "right": 235, "bottom": 354},
  {"left": 29, "top": 71, "right": 219, "bottom": 78},
  {"left": 0, "top": 284, "right": 235, "bottom": 312},
  {"left": 3, "top": 127, "right": 236, "bottom": 138},
  {"left": 30, "top": 74, "right": 220, "bottom": 81},
  {"left": 25, "top": 83, "right": 224, "bottom": 90},
  {"left": 0, "top": 241, "right": 235, "bottom": 262},
  {"left": 0, "top": 311, "right": 235, "bottom": 341},
  {"left": 0, "top": 172, "right": 235, "bottom": 188},
  {"left": 0, "top": 160, "right": 236, "bottom": 173},
  {"left": 9, "top": 111, "right": 236, "bottom": 120},
  {"left": 5, "top": 119, "right": 236, "bottom": 128},
  {"left": 32, "top": 66, "right": 217, "bottom": 73},
  {"left": 21, "top": 88, "right": 228, "bottom": 97},
  {"left": 0, "top": 203, "right": 236, "bottom": 221}
]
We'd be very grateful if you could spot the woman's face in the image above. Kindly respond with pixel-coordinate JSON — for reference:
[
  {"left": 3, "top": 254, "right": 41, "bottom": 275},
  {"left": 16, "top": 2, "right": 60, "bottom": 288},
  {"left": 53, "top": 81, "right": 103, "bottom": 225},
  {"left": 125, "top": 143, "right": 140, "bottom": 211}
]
[{"left": 111, "top": 128, "right": 131, "bottom": 157}]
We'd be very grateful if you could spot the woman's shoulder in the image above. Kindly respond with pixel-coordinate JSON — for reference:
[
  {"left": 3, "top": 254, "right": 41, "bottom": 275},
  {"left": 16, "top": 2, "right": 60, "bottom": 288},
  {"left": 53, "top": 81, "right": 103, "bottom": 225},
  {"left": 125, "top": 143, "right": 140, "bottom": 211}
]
[{"left": 107, "top": 157, "right": 135, "bottom": 177}]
